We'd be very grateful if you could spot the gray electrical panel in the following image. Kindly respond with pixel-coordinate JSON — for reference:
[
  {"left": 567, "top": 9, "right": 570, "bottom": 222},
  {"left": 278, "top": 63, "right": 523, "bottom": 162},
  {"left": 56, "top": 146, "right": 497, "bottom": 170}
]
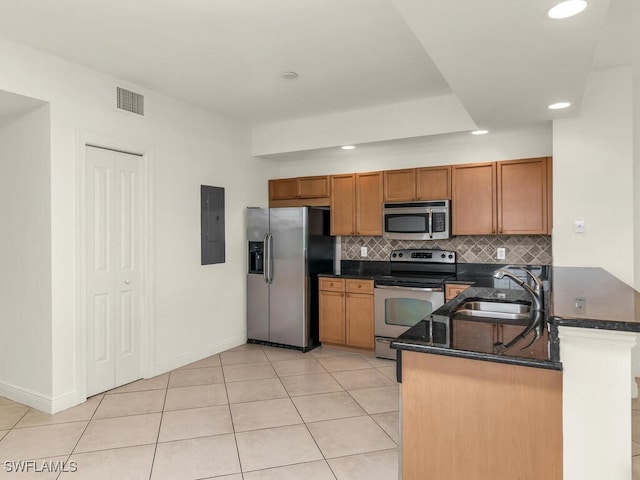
[{"left": 201, "top": 185, "right": 225, "bottom": 265}]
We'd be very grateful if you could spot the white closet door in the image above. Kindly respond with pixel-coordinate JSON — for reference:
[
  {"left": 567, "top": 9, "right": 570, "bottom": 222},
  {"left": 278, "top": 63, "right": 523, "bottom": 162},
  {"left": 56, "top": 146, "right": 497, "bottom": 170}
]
[{"left": 86, "top": 146, "right": 143, "bottom": 396}]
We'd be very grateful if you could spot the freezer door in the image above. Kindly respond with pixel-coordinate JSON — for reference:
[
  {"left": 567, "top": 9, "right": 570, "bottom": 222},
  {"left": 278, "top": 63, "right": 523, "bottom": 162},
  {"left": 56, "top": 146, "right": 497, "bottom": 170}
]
[
  {"left": 247, "top": 273, "right": 269, "bottom": 342},
  {"left": 246, "top": 208, "right": 270, "bottom": 341},
  {"left": 269, "top": 207, "right": 308, "bottom": 348}
]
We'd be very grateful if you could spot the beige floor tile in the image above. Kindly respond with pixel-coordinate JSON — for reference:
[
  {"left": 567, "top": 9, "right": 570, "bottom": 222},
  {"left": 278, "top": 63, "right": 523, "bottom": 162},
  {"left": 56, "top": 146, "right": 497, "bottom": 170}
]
[
  {"left": 158, "top": 405, "right": 233, "bottom": 442},
  {"left": 221, "top": 349, "right": 269, "bottom": 366},
  {"left": 0, "top": 456, "right": 68, "bottom": 480},
  {"left": 151, "top": 434, "right": 240, "bottom": 480},
  {"left": 230, "top": 398, "right": 302, "bottom": 432},
  {"left": 0, "top": 397, "right": 21, "bottom": 407},
  {"left": 75, "top": 413, "right": 161, "bottom": 453},
  {"left": 223, "top": 363, "right": 276, "bottom": 383},
  {"left": 634, "top": 455, "right": 640, "bottom": 480},
  {"left": 0, "top": 404, "right": 29, "bottom": 430},
  {"left": 262, "top": 346, "right": 306, "bottom": 362},
  {"left": 201, "top": 475, "right": 243, "bottom": 480},
  {"left": 178, "top": 354, "right": 221, "bottom": 370},
  {"left": 292, "top": 392, "right": 366, "bottom": 423},
  {"left": 280, "top": 373, "right": 343, "bottom": 397},
  {"left": 60, "top": 444, "right": 155, "bottom": 480},
  {"left": 634, "top": 441, "right": 640, "bottom": 456},
  {"left": 332, "top": 368, "right": 396, "bottom": 391},
  {"left": 0, "top": 430, "right": 7, "bottom": 441},
  {"left": 168, "top": 366, "right": 224, "bottom": 388},
  {"left": 371, "top": 412, "right": 399, "bottom": 444},
  {"left": 164, "top": 384, "right": 228, "bottom": 411},
  {"left": 226, "top": 378, "right": 288, "bottom": 404},
  {"left": 349, "top": 386, "right": 399, "bottom": 414},
  {"left": 316, "top": 355, "right": 372, "bottom": 372},
  {"left": 243, "top": 460, "right": 335, "bottom": 480},
  {"left": 308, "top": 416, "right": 397, "bottom": 459},
  {"left": 362, "top": 355, "right": 396, "bottom": 369},
  {"left": 0, "top": 421, "right": 88, "bottom": 460},
  {"left": 634, "top": 411, "right": 640, "bottom": 444},
  {"left": 236, "top": 424, "right": 323, "bottom": 472},
  {"left": 633, "top": 395, "right": 640, "bottom": 412},
  {"left": 94, "top": 389, "right": 165, "bottom": 419},
  {"left": 271, "top": 358, "right": 326, "bottom": 377},
  {"left": 16, "top": 395, "right": 103, "bottom": 429},
  {"left": 107, "top": 373, "right": 169, "bottom": 394},
  {"left": 310, "top": 346, "right": 361, "bottom": 357},
  {"left": 328, "top": 448, "right": 399, "bottom": 480},
  {"left": 377, "top": 365, "right": 398, "bottom": 382},
  {"left": 227, "top": 343, "right": 264, "bottom": 352}
]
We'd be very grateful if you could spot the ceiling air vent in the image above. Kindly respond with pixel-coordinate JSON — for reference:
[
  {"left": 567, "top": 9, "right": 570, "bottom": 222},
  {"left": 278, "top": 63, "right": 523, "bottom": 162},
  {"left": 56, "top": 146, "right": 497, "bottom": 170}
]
[{"left": 116, "top": 86, "right": 145, "bottom": 116}]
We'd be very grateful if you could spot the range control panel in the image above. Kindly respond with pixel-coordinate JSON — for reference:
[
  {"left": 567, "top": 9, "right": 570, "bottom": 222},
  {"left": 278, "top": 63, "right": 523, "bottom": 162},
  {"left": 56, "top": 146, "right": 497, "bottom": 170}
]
[{"left": 389, "top": 249, "right": 456, "bottom": 264}]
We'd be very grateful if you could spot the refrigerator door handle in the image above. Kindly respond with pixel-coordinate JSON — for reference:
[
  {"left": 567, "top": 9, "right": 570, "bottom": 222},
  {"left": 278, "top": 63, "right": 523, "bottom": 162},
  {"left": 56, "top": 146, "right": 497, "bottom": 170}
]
[
  {"left": 262, "top": 233, "right": 269, "bottom": 283},
  {"left": 267, "top": 233, "right": 274, "bottom": 283}
]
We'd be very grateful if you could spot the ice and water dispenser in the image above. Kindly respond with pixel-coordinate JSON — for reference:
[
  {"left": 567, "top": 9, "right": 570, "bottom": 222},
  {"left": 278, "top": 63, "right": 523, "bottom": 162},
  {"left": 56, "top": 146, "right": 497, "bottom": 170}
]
[{"left": 248, "top": 241, "right": 264, "bottom": 274}]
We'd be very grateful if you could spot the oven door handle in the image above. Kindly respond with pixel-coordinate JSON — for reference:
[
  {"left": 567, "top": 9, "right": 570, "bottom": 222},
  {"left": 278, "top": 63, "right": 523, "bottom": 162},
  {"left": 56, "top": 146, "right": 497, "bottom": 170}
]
[
  {"left": 428, "top": 208, "right": 433, "bottom": 239},
  {"left": 375, "top": 285, "right": 443, "bottom": 293}
]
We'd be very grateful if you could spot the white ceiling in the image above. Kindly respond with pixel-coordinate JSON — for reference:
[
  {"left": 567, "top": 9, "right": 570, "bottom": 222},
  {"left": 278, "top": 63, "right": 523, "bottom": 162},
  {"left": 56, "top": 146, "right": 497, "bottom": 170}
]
[{"left": 0, "top": 0, "right": 630, "bottom": 132}]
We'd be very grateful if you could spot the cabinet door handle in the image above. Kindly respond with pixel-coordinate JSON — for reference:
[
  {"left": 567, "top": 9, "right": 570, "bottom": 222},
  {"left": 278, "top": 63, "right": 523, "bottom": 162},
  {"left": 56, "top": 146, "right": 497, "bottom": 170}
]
[{"left": 492, "top": 324, "right": 498, "bottom": 342}]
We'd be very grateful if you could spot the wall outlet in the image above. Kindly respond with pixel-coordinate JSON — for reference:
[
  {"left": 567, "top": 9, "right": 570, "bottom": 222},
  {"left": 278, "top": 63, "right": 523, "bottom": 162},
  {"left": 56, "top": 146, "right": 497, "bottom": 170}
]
[
  {"left": 574, "top": 219, "right": 585, "bottom": 233},
  {"left": 360, "top": 246, "right": 368, "bottom": 258},
  {"left": 496, "top": 247, "right": 506, "bottom": 260}
]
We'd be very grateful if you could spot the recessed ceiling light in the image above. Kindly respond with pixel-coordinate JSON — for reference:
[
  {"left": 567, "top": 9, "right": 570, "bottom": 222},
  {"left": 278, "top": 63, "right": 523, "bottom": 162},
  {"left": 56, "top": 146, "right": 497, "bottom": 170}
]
[
  {"left": 548, "top": 102, "right": 572, "bottom": 110},
  {"left": 341, "top": 145, "right": 356, "bottom": 150},
  {"left": 282, "top": 71, "right": 298, "bottom": 79},
  {"left": 547, "top": 0, "right": 587, "bottom": 19},
  {"left": 471, "top": 129, "right": 489, "bottom": 135}
]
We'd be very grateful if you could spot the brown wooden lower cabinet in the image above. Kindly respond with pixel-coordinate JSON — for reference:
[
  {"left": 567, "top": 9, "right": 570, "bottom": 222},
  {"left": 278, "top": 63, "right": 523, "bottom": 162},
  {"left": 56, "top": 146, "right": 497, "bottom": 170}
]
[
  {"left": 401, "top": 351, "right": 562, "bottom": 480},
  {"left": 319, "top": 277, "right": 374, "bottom": 349}
]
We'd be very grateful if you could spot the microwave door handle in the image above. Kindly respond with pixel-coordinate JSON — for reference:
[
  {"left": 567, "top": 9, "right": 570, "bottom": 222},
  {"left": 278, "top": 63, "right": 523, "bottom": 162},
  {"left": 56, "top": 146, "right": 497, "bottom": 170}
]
[{"left": 428, "top": 209, "right": 433, "bottom": 239}]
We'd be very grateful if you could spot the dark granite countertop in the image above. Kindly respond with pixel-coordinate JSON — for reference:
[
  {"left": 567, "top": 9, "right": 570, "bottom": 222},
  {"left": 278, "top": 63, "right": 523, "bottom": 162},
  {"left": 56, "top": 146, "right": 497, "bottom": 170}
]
[
  {"left": 549, "top": 266, "right": 640, "bottom": 331},
  {"left": 391, "top": 284, "right": 562, "bottom": 371},
  {"left": 318, "top": 273, "right": 377, "bottom": 280}
]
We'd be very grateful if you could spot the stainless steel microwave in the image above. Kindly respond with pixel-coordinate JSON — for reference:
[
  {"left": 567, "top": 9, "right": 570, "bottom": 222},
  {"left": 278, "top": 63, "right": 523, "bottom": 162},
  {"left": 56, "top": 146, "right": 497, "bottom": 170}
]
[{"left": 383, "top": 200, "right": 450, "bottom": 240}]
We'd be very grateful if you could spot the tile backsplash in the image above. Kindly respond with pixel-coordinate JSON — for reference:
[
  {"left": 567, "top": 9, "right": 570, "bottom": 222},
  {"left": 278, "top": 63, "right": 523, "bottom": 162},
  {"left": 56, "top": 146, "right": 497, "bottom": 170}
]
[{"left": 342, "top": 235, "right": 552, "bottom": 265}]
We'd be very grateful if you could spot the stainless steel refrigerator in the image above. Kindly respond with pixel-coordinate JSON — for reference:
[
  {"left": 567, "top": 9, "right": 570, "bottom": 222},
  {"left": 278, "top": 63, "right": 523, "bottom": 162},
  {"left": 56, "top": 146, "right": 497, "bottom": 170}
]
[{"left": 246, "top": 207, "right": 335, "bottom": 351}]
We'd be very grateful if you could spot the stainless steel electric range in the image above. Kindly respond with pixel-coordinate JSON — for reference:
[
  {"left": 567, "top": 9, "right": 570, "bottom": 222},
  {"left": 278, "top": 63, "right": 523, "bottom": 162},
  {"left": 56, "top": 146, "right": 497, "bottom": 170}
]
[{"left": 374, "top": 249, "right": 456, "bottom": 359}]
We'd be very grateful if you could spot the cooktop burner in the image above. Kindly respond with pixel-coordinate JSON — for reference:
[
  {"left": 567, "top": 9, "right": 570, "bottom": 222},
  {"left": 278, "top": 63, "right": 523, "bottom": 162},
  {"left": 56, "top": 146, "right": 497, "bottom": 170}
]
[{"left": 375, "top": 249, "right": 457, "bottom": 288}]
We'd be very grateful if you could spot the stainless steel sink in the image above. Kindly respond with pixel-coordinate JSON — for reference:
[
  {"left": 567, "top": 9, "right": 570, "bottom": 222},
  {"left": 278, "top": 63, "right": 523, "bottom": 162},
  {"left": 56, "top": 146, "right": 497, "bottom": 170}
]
[{"left": 454, "top": 300, "right": 531, "bottom": 321}]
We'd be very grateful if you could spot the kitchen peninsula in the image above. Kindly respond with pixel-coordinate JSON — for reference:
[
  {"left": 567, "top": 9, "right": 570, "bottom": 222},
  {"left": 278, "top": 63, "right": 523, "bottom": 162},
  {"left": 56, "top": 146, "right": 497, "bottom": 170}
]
[{"left": 392, "top": 266, "right": 639, "bottom": 480}]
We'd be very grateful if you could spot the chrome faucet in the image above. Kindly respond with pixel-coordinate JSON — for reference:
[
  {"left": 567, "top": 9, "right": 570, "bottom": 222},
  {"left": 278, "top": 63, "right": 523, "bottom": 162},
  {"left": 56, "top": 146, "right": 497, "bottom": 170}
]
[
  {"left": 493, "top": 266, "right": 543, "bottom": 311},
  {"left": 492, "top": 266, "right": 545, "bottom": 352}
]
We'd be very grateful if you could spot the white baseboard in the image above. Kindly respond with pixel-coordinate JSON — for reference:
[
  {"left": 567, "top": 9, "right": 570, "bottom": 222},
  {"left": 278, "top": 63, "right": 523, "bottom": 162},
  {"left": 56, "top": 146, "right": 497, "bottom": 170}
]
[
  {"left": 152, "top": 335, "right": 247, "bottom": 377},
  {"left": 0, "top": 381, "right": 53, "bottom": 414}
]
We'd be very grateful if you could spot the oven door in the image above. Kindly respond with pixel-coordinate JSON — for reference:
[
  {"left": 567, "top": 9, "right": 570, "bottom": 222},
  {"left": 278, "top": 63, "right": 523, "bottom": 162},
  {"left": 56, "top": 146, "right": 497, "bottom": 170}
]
[{"left": 374, "top": 284, "right": 445, "bottom": 339}]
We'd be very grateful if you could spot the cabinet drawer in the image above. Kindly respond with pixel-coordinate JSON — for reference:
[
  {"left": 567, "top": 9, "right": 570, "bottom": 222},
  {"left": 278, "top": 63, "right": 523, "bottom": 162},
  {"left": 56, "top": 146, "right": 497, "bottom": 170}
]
[
  {"left": 445, "top": 283, "right": 471, "bottom": 301},
  {"left": 319, "top": 277, "right": 345, "bottom": 292},
  {"left": 346, "top": 279, "right": 374, "bottom": 294}
]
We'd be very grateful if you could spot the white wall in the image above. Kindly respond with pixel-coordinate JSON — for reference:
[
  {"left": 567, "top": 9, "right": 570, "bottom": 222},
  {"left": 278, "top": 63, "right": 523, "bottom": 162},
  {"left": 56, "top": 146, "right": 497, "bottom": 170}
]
[
  {"left": 267, "top": 123, "right": 552, "bottom": 178},
  {"left": 553, "top": 67, "right": 634, "bottom": 286},
  {"left": 0, "top": 36, "right": 277, "bottom": 411},
  {"left": 252, "top": 94, "right": 477, "bottom": 156},
  {"left": 0, "top": 105, "right": 52, "bottom": 400}
]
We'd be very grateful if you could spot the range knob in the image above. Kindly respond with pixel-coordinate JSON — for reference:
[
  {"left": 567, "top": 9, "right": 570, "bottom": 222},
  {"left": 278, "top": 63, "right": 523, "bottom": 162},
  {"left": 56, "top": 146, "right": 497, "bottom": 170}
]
[
  {"left": 448, "top": 254, "right": 454, "bottom": 259},
  {"left": 392, "top": 253, "right": 397, "bottom": 258},
  {"left": 441, "top": 253, "right": 446, "bottom": 258},
  {"left": 398, "top": 253, "right": 403, "bottom": 258}
]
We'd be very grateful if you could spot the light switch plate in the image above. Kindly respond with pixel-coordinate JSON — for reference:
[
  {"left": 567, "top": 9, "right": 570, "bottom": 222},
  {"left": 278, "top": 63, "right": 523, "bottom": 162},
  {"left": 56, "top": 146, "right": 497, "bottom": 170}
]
[
  {"left": 496, "top": 247, "right": 506, "bottom": 260},
  {"left": 574, "top": 219, "right": 585, "bottom": 233},
  {"left": 360, "top": 246, "right": 368, "bottom": 258}
]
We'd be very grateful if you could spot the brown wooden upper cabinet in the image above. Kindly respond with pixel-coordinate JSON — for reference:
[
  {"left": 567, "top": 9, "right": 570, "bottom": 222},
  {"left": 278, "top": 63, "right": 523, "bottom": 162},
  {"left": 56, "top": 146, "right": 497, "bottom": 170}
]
[
  {"left": 383, "top": 166, "right": 451, "bottom": 202},
  {"left": 452, "top": 162, "right": 497, "bottom": 235},
  {"left": 268, "top": 175, "right": 330, "bottom": 207},
  {"left": 330, "top": 171, "right": 383, "bottom": 236},
  {"left": 497, "top": 157, "right": 551, "bottom": 235},
  {"left": 452, "top": 157, "right": 551, "bottom": 235}
]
